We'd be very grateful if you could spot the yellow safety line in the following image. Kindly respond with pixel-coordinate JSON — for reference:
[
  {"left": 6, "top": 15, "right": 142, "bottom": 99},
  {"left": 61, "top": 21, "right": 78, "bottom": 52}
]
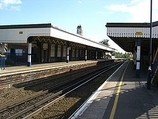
[{"left": 109, "top": 63, "right": 128, "bottom": 119}]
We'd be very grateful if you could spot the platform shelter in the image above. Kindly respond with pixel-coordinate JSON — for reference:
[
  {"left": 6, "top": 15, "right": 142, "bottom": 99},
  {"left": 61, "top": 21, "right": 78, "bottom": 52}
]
[{"left": 106, "top": 21, "right": 158, "bottom": 84}]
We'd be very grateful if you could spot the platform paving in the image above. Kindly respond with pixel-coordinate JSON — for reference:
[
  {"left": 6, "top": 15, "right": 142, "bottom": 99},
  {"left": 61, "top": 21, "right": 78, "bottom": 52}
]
[
  {"left": 75, "top": 61, "right": 158, "bottom": 119},
  {"left": 0, "top": 60, "right": 97, "bottom": 75}
]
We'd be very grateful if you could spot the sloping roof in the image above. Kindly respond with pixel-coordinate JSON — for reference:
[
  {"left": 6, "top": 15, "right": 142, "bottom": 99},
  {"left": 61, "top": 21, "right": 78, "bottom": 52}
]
[
  {"left": 106, "top": 21, "right": 158, "bottom": 28},
  {"left": 0, "top": 23, "right": 114, "bottom": 52},
  {"left": 0, "top": 23, "right": 52, "bottom": 29}
]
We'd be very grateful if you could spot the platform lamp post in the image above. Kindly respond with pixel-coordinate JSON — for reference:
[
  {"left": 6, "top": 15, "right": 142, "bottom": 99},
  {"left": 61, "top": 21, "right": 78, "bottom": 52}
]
[{"left": 147, "top": 0, "right": 153, "bottom": 89}]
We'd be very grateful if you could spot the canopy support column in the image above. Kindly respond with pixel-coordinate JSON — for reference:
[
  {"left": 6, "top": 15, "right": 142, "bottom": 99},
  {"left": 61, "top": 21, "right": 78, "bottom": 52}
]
[
  {"left": 136, "top": 39, "right": 141, "bottom": 78},
  {"left": 96, "top": 51, "right": 98, "bottom": 60},
  {"left": 27, "top": 42, "right": 32, "bottom": 66},
  {"left": 85, "top": 49, "right": 87, "bottom": 61},
  {"left": 66, "top": 47, "right": 70, "bottom": 63}
]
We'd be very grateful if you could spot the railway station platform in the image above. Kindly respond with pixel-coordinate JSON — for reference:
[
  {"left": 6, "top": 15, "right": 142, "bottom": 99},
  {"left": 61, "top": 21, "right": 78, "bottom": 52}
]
[
  {"left": 71, "top": 61, "right": 158, "bottom": 119},
  {"left": 0, "top": 60, "right": 98, "bottom": 75}
]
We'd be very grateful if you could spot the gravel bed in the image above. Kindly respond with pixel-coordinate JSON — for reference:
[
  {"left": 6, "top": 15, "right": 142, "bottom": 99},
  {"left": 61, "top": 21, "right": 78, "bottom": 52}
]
[
  {"left": 0, "top": 72, "right": 79, "bottom": 107},
  {"left": 0, "top": 87, "right": 36, "bottom": 107}
]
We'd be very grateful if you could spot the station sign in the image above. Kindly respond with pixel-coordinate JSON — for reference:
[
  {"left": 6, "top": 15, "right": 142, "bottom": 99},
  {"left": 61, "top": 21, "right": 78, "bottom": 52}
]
[
  {"left": 19, "top": 31, "right": 23, "bottom": 34},
  {"left": 135, "top": 32, "right": 143, "bottom": 36}
]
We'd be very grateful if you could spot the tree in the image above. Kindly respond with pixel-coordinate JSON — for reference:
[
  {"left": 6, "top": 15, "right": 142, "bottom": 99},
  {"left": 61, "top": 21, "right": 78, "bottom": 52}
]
[
  {"left": 113, "top": 52, "right": 132, "bottom": 59},
  {"left": 99, "top": 39, "right": 110, "bottom": 46}
]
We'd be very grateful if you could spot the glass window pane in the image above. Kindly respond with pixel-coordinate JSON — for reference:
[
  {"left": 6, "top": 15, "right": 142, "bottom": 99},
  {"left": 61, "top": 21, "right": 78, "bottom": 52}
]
[
  {"left": 57, "top": 45, "right": 61, "bottom": 57},
  {"left": 63, "top": 46, "right": 66, "bottom": 57},
  {"left": 51, "top": 44, "right": 55, "bottom": 57}
]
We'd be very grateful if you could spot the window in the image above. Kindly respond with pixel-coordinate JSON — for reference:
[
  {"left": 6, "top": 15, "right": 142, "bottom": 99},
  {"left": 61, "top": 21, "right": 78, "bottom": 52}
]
[
  {"left": 63, "top": 46, "right": 66, "bottom": 57},
  {"left": 76, "top": 49, "right": 78, "bottom": 57},
  {"left": 72, "top": 48, "right": 75, "bottom": 57},
  {"left": 57, "top": 45, "right": 61, "bottom": 57},
  {"left": 51, "top": 44, "right": 55, "bottom": 57},
  {"left": 15, "top": 49, "right": 23, "bottom": 56}
]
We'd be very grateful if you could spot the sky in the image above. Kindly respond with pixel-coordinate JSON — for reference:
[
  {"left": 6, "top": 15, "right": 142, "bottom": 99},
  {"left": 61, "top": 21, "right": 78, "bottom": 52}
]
[{"left": 0, "top": 0, "right": 158, "bottom": 53}]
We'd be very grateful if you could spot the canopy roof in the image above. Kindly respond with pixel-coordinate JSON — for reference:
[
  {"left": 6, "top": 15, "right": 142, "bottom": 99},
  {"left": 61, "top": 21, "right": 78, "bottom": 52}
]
[
  {"left": 0, "top": 23, "right": 113, "bottom": 52},
  {"left": 106, "top": 21, "right": 158, "bottom": 52}
]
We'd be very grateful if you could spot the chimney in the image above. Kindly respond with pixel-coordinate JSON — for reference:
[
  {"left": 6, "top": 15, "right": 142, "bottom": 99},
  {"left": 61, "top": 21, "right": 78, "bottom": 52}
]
[{"left": 77, "top": 25, "right": 83, "bottom": 35}]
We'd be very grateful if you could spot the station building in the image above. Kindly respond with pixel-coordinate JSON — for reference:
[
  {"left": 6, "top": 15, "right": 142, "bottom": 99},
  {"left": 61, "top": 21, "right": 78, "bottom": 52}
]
[{"left": 0, "top": 23, "right": 113, "bottom": 66}]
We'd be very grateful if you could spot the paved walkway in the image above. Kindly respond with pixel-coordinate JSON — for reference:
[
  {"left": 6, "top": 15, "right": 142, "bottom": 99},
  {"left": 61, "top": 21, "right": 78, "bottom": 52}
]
[{"left": 73, "top": 61, "right": 158, "bottom": 119}]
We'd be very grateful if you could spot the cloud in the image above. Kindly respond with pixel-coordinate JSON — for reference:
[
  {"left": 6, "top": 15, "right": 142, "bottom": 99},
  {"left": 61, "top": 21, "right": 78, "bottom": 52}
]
[
  {"left": 2, "top": 0, "right": 22, "bottom": 5},
  {"left": 105, "top": 0, "right": 158, "bottom": 22},
  {"left": 0, "top": 0, "right": 22, "bottom": 10},
  {"left": 78, "top": 0, "right": 82, "bottom": 4},
  {"left": 0, "top": 3, "right": 2, "bottom": 8}
]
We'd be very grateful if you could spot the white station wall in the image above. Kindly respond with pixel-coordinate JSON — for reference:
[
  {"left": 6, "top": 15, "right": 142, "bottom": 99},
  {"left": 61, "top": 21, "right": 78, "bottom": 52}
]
[{"left": 0, "top": 28, "right": 51, "bottom": 43}]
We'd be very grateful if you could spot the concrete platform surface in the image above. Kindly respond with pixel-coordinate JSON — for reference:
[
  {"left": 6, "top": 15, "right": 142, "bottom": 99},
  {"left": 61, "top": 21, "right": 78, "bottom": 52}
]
[
  {"left": 0, "top": 60, "right": 97, "bottom": 75},
  {"left": 72, "top": 61, "right": 158, "bottom": 119}
]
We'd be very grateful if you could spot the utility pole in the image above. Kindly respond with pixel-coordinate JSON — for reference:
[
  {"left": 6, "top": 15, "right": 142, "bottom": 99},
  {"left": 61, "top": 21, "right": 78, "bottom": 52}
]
[{"left": 147, "top": 0, "right": 153, "bottom": 89}]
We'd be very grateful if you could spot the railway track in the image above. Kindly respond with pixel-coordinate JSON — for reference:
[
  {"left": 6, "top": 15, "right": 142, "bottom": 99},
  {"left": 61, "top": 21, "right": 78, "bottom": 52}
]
[
  {"left": 27, "top": 62, "right": 123, "bottom": 119},
  {"left": 0, "top": 61, "right": 111, "bottom": 107},
  {"left": 0, "top": 61, "right": 123, "bottom": 119}
]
